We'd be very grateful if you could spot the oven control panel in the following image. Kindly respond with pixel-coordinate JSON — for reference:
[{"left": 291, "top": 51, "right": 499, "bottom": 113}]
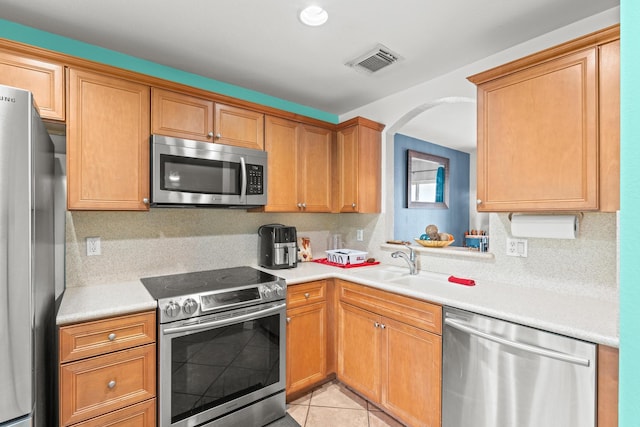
[{"left": 158, "top": 280, "right": 286, "bottom": 323}]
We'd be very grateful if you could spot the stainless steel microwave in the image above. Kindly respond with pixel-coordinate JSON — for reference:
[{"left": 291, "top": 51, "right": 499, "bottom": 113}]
[{"left": 150, "top": 135, "right": 267, "bottom": 207}]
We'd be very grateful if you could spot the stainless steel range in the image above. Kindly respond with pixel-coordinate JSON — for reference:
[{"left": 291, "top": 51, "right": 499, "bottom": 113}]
[{"left": 141, "top": 266, "right": 287, "bottom": 427}]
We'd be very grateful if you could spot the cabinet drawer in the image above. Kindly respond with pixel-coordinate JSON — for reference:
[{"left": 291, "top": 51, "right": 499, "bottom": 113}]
[
  {"left": 59, "top": 344, "right": 156, "bottom": 426},
  {"left": 70, "top": 398, "right": 156, "bottom": 427},
  {"left": 59, "top": 311, "right": 156, "bottom": 363},
  {"left": 287, "top": 280, "right": 327, "bottom": 308},
  {"left": 337, "top": 280, "right": 442, "bottom": 335}
]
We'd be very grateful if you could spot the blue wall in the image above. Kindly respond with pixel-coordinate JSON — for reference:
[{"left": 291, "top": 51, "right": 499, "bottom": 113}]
[
  {"left": 0, "top": 19, "right": 338, "bottom": 124},
  {"left": 619, "top": 1, "right": 639, "bottom": 425},
  {"left": 394, "top": 134, "right": 470, "bottom": 243}
]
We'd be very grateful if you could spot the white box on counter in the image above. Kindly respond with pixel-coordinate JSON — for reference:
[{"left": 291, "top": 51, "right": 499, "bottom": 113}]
[{"left": 325, "top": 249, "right": 368, "bottom": 265}]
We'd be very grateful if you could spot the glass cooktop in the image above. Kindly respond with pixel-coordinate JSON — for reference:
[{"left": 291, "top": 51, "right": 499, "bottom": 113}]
[{"left": 140, "top": 266, "right": 282, "bottom": 300}]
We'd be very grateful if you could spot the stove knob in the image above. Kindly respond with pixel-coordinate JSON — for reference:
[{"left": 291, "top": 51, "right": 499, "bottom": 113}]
[
  {"left": 273, "top": 284, "right": 284, "bottom": 297},
  {"left": 182, "top": 298, "right": 198, "bottom": 315},
  {"left": 165, "top": 301, "right": 180, "bottom": 318},
  {"left": 262, "top": 287, "right": 273, "bottom": 299}
]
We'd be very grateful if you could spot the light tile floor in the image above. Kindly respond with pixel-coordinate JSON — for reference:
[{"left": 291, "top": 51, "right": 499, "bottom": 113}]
[{"left": 287, "top": 381, "right": 405, "bottom": 427}]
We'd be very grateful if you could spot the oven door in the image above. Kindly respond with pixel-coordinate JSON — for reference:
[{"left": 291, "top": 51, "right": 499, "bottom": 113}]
[{"left": 159, "top": 301, "right": 286, "bottom": 427}]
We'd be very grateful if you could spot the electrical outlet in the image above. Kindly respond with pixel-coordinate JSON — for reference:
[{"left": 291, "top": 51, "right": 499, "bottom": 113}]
[
  {"left": 506, "top": 238, "right": 528, "bottom": 257},
  {"left": 356, "top": 229, "right": 364, "bottom": 241},
  {"left": 86, "top": 236, "right": 101, "bottom": 256}
]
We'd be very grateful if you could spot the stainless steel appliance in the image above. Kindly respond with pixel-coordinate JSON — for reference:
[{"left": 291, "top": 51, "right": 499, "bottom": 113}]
[
  {"left": 150, "top": 135, "right": 267, "bottom": 207},
  {"left": 258, "top": 224, "right": 298, "bottom": 269},
  {"left": 442, "top": 307, "right": 596, "bottom": 427},
  {"left": 0, "top": 85, "right": 56, "bottom": 427},
  {"left": 141, "top": 266, "right": 287, "bottom": 427}
]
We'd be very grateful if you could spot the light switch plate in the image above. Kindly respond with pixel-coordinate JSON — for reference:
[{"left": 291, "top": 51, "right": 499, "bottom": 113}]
[{"left": 506, "top": 238, "right": 528, "bottom": 257}]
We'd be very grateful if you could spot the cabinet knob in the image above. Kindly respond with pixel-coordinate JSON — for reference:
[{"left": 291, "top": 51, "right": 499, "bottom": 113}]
[
  {"left": 352, "top": 203, "right": 357, "bottom": 208},
  {"left": 286, "top": 317, "right": 291, "bottom": 324},
  {"left": 301, "top": 203, "right": 307, "bottom": 208},
  {"left": 215, "top": 133, "right": 222, "bottom": 139},
  {"left": 476, "top": 199, "right": 482, "bottom": 205},
  {"left": 374, "top": 322, "right": 380, "bottom": 328},
  {"left": 108, "top": 333, "right": 116, "bottom": 341},
  {"left": 304, "top": 292, "right": 310, "bottom": 299},
  {"left": 207, "top": 131, "right": 214, "bottom": 138},
  {"left": 297, "top": 203, "right": 302, "bottom": 208},
  {"left": 380, "top": 324, "right": 386, "bottom": 329},
  {"left": 107, "top": 380, "right": 116, "bottom": 389},
  {"left": 142, "top": 198, "right": 149, "bottom": 205}
]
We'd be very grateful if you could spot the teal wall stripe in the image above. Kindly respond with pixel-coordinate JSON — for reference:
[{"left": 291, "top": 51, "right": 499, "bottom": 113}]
[
  {"left": 0, "top": 18, "right": 338, "bottom": 124},
  {"left": 619, "top": 0, "right": 639, "bottom": 425}
]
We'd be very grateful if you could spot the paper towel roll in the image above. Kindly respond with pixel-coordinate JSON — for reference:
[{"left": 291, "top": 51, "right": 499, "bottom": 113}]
[{"left": 510, "top": 214, "right": 578, "bottom": 239}]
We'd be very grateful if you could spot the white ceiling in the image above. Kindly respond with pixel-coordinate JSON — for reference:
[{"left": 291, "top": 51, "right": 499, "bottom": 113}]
[{"left": 1, "top": 0, "right": 619, "bottom": 152}]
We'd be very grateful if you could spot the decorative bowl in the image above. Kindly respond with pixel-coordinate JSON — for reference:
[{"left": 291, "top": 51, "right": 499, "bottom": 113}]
[{"left": 414, "top": 238, "right": 454, "bottom": 248}]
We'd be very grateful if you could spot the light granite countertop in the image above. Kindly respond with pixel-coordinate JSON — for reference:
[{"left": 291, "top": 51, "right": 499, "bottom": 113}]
[{"left": 56, "top": 262, "right": 618, "bottom": 348}]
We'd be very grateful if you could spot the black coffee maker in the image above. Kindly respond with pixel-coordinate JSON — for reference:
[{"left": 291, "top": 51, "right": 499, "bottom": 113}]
[{"left": 258, "top": 224, "right": 298, "bottom": 269}]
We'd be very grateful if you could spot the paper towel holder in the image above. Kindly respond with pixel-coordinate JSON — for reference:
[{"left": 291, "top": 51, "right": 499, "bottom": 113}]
[
  {"left": 507, "top": 212, "right": 584, "bottom": 222},
  {"left": 508, "top": 212, "right": 583, "bottom": 239}
]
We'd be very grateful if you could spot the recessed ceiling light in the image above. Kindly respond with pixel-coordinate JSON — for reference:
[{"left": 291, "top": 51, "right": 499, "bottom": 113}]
[{"left": 299, "top": 6, "right": 328, "bottom": 26}]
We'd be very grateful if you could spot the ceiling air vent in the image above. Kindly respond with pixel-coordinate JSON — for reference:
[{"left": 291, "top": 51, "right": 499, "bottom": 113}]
[{"left": 347, "top": 44, "right": 402, "bottom": 74}]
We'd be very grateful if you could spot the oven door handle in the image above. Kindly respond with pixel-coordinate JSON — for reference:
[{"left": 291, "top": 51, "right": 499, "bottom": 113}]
[{"left": 162, "top": 303, "right": 286, "bottom": 335}]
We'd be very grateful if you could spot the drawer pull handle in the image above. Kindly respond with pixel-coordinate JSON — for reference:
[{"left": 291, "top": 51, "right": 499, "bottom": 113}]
[
  {"left": 304, "top": 293, "right": 310, "bottom": 299},
  {"left": 108, "top": 333, "right": 116, "bottom": 341},
  {"left": 108, "top": 380, "right": 116, "bottom": 389}
]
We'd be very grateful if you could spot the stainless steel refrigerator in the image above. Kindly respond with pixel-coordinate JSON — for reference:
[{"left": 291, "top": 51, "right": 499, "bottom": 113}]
[{"left": 0, "top": 85, "right": 56, "bottom": 427}]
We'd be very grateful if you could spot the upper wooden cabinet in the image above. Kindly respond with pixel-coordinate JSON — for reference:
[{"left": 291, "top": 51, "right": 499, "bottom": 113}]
[
  {"left": 469, "top": 25, "right": 619, "bottom": 212},
  {"left": 263, "top": 115, "right": 333, "bottom": 212},
  {"left": 67, "top": 69, "right": 150, "bottom": 210},
  {"left": 598, "top": 39, "right": 620, "bottom": 213},
  {"left": 151, "top": 88, "right": 264, "bottom": 150},
  {"left": 335, "top": 117, "right": 384, "bottom": 213},
  {"left": 0, "top": 49, "right": 65, "bottom": 120}
]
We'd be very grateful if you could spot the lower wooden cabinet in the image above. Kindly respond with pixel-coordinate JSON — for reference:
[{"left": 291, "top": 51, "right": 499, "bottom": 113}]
[
  {"left": 59, "top": 311, "right": 156, "bottom": 427},
  {"left": 70, "top": 399, "right": 155, "bottom": 427},
  {"left": 286, "top": 280, "right": 329, "bottom": 398},
  {"left": 337, "top": 280, "right": 442, "bottom": 427}
]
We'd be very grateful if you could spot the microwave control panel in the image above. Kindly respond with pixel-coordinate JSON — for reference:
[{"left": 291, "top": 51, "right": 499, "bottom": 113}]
[{"left": 247, "top": 164, "right": 264, "bottom": 195}]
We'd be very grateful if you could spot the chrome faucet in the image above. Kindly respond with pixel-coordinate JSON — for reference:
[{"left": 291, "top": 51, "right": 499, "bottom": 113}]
[{"left": 391, "top": 247, "right": 418, "bottom": 275}]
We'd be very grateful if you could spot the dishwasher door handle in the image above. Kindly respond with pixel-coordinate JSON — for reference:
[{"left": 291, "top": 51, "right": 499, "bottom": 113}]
[{"left": 444, "top": 318, "right": 591, "bottom": 367}]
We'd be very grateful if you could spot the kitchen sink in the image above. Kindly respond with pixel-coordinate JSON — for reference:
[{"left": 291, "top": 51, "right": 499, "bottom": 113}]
[
  {"left": 349, "top": 266, "right": 411, "bottom": 282},
  {"left": 387, "top": 271, "right": 451, "bottom": 288}
]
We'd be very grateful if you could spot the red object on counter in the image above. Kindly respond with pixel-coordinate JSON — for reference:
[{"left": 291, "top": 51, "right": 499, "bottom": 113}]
[
  {"left": 448, "top": 276, "right": 476, "bottom": 286},
  {"left": 312, "top": 258, "right": 380, "bottom": 268}
]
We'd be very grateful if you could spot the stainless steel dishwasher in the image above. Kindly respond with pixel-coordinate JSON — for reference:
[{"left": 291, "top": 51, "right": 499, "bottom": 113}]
[{"left": 442, "top": 307, "right": 596, "bottom": 427}]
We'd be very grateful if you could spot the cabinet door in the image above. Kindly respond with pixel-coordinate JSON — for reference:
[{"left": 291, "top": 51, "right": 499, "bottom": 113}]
[
  {"left": 264, "top": 116, "right": 300, "bottom": 211},
  {"left": 476, "top": 48, "right": 598, "bottom": 211},
  {"left": 299, "top": 124, "right": 332, "bottom": 212},
  {"left": 151, "top": 88, "right": 214, "bottom": 142},
  {"left": 286, "top": 302, "right": 327, "bottom": 396},
  {"left": 59, "top": 344, "right": 156, "bottom": 426},
  {"left": 71, "top": 398, "right": 155, "bottom": 427},
  {"left": 0, "top": 49, "right": 65, "bottom": 120},
  {"left": 599, "top": 40, "right": 620, "bottom": 212},
  {"left": 67, "top": 69, "right": 150, "bottom": 210},
  {"left": 214, "top": 103, "right": 264, "bottom": 150},
  {"left": 336, "top": 122, "right": 382, "bottom": 213},
  {"left": 337, "top": 302, "right": 381, "bottom": 403},
  {"left": 382, "top": 317, "right": 442, "bottom": 427},
  {"left": 336, "top": 125, "right": 359, "bottom": 212}
]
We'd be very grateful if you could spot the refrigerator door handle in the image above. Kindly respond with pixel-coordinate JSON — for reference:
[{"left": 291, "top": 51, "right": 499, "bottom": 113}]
[{"left": 444, "top": 318, "right": 591, "bottom": 367}]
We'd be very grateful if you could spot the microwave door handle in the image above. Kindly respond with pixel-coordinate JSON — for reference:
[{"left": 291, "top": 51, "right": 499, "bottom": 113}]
[{"left": 240, "top": 156, "right": 247, "bottom": 202}]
